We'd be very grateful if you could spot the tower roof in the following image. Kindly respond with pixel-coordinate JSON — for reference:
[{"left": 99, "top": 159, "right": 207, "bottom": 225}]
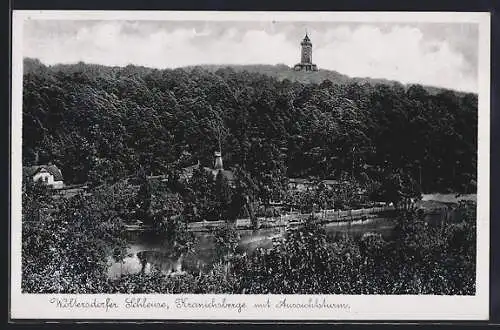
[{"left": 301, "top": 32, "right": 311, "bottom": 44}]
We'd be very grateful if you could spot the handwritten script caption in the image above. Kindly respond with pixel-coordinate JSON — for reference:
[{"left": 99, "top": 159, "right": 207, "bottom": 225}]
[{"left": 49, "top": 296, "right": 351, "bottom": 314}]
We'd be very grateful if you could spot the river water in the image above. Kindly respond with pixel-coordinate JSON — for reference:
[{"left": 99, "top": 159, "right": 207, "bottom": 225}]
[
  {"left": 107, "top": 217, "right": 396, "bottom": 279},
  {"left": 107, "top": 193, "right": 475, "bottom": 279}
]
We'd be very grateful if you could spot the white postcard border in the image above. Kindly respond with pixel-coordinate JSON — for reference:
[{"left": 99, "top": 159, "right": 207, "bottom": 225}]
[{"left": 10, "top": 10, "right": 491, "bottom": 321}]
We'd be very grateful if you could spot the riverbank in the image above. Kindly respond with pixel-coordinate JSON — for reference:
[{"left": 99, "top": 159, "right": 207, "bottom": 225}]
[
  {"left": 110, "top": 216, "right": 398, "bottom": 280},
  {"left": 111, "top": 194, "right": 477, "bottom": 280},
  {"left": 421, "top": 193, "right": 476, "bottom": 203},
  {"left": 123, "top": 193, "right": 476, "bottom": 234},
  {"left": 418, "top": 193, "right": 476, "bottom": 211},
  {"left": 124, "top": 205, "right": 396, "bottom": 233}
]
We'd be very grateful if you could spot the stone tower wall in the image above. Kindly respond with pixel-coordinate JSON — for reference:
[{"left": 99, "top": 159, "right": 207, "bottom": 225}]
[{"left": 301, "top": 44, "right": 312, "bottom": 64}]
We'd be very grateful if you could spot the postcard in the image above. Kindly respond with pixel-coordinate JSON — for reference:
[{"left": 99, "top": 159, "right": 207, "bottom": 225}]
[{"left": 10, "top": 10, "right": 490, "bottom": 320}]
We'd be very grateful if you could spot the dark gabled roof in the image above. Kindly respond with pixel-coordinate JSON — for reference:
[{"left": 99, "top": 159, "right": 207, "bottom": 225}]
[
  {"left": 180, "top": 164, "right": 236, "bottom": 183},
  {"left": 219, "top": 169, "right": 235, "bottom": 182},
  {"left": 210, "top": 168, "right": 236, "bottom": 182},
  {"left": 24, "top": 164, "right": 64, "bottom": 181},
  {"left": 180, "top": 163, "right": 199, "bottom": 180}
]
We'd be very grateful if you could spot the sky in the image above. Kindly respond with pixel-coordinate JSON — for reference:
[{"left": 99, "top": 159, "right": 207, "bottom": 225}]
[{"left": 23, "top": 20, "right": 479, "bottom": 92}]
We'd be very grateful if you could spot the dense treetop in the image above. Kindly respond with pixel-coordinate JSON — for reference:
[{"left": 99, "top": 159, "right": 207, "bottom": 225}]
[
  {"left": 21, "top": 58, "right": 478, "bottom": 295},
  {"left": 23, "top": 58, "right": 477, "bottom": 193}
]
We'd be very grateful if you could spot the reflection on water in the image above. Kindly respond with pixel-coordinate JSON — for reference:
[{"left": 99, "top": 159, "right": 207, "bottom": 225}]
[
  {"left": 325, "top": 217, "right": 396, "bottom": 240},
  {"left": 107, "top": 198, "right": 469, "bottom": 280},
  {"left": 107, "top": 228, "right": 281, "bottom": 279},
  {"left": 107, "top": 217, "right": 398, "bottom": 279}
]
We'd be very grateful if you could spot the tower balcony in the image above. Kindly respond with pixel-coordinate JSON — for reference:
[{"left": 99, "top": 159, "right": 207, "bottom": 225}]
[{"left": 293, "top": 63, "right": 318, "bottom": 71}]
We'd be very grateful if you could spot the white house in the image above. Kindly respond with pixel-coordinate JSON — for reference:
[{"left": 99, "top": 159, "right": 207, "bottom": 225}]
[{"left": 25, "top": 164, "right": 64, "bottom": 189}]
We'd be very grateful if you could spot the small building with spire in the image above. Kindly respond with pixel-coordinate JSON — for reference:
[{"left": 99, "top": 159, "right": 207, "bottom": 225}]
[
  {"left": 180, "top": 151, "right": 235, "bottom": 187},
  {"left": 214, "top": 151, "right": 223, "bottom": 170},
  {"left": 293, "top": 32, "right": 318, "bottom": 72},
  {"left": 208, "top": 151, "right": 235, "bottom": 184}
]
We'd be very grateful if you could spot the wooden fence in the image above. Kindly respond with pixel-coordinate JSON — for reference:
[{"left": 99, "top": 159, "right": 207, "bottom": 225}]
[{"left": 186, "top": 205, "right": 396, "bottom": 232}]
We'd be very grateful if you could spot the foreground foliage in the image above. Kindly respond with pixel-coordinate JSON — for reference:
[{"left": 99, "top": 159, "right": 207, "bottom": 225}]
[
  {"left": 230, "top": 202, "right": 475, "bottom": 294},
  {"left": 105, "top": 202, "right": 475, "bottom": 295},
  {"left": 23, "top": 176, "right": 475, "bottom": 295},
  {"left": 22, "top": 182, "right": 128, "bottom": 293}
]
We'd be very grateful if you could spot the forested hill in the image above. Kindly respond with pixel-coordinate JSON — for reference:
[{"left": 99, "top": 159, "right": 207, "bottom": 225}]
[
  {"left": 182, "top": 64, "right": 466, "bottom": 95},
  {"left": 25, "top": 59, "right": 468, "bottom": 95},
  {"left": 183, "top": 64, "right": 352, "bottom": 85},
  {"left": 22, "top": 57, "right": 477, "bottom": 193}
]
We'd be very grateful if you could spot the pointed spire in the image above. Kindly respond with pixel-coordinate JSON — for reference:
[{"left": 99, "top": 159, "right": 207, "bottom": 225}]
[{"left": 302, "top": 29, "right": 311, "bottom": 43}]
